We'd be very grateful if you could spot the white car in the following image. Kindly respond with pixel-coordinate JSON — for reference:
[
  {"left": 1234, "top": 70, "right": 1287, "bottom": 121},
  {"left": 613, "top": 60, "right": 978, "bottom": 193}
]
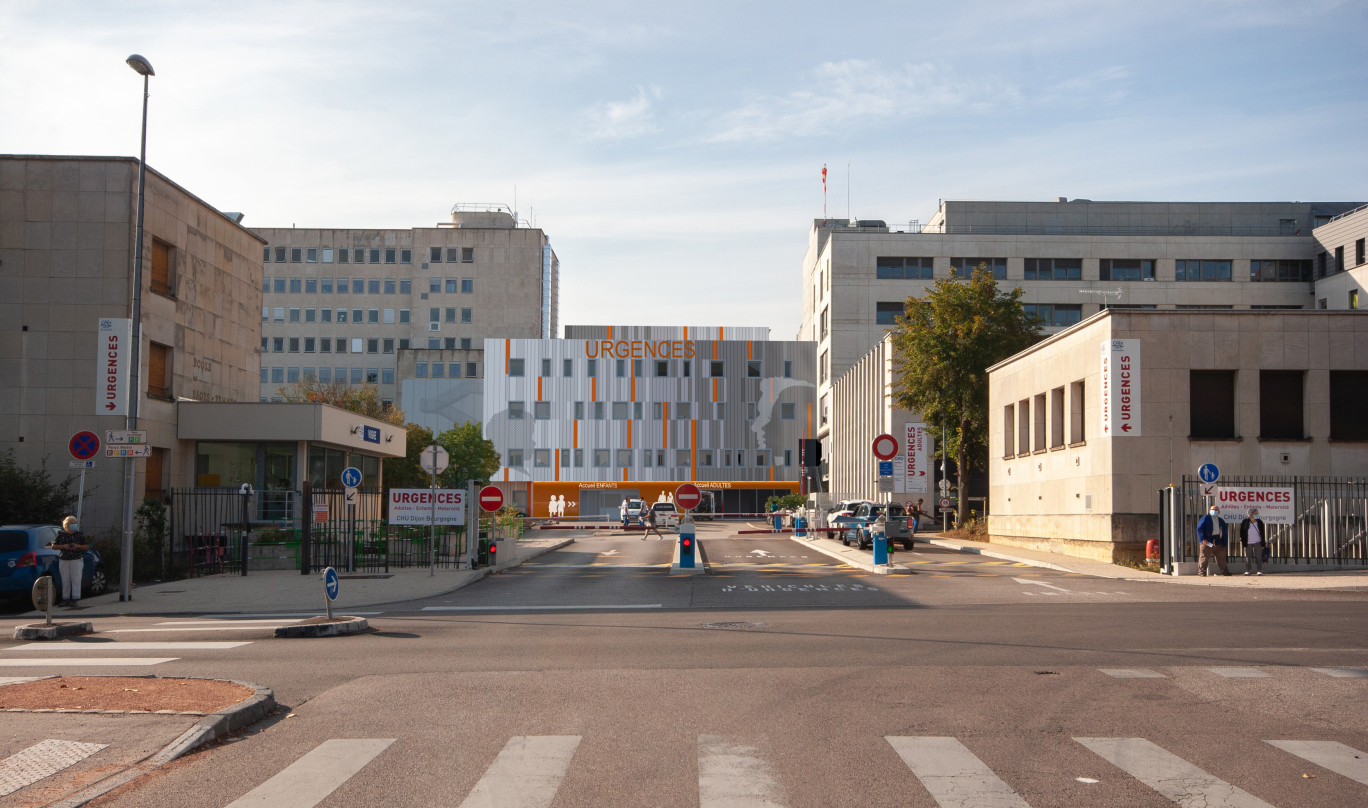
[
  {"left": 650, "top": 502, "right": 681, "bottom": 528},
  {"left": 624, "top": 499, "right": 647, "bottom": 521}
]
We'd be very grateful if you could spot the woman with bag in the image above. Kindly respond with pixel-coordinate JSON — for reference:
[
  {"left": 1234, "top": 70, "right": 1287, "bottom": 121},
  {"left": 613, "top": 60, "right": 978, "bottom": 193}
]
[{"left": 50, "top": 516, "right": 89, "bottom": 608}]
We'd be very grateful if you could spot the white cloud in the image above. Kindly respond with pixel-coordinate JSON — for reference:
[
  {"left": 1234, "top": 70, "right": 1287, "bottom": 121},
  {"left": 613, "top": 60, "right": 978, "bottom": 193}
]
[{"left": 584, "top": 85, "right": 664, "bottom": 140}]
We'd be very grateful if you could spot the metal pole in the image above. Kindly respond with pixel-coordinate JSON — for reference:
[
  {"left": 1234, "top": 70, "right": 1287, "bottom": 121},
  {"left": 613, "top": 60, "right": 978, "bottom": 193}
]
[
  {"left": 428, "top": 445, "right": 437, "bottom": 577},
  {"left": 76, "top": 468, "right": 87, "bottom": 525},
  {"left": 118, "top": 69, "right": 151, "bottom": 602}
]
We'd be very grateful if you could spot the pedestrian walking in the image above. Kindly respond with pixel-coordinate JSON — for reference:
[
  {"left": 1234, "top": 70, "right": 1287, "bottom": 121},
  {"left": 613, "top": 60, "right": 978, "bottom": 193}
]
[
  {"left": 620, "top": 498, "right": 629, "bottom": 528},
  {"left": 910, "top": 499, "right": 925, "bottom": 536},
  {"left": 1196, "top": 505, "right": 1230, "bottom": 576},
  {"left": 642, "top": 506, "right": 664, "bottom": 540},
  {"left": 1239, "top": 507, "right": 1267, "bottom": 576},
  {"left": 50, "top": 516, "right": 89, "bottom": 608}
]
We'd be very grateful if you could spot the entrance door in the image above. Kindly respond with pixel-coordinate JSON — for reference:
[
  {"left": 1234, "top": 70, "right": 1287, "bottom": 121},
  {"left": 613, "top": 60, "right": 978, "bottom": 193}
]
[
  {"left": 578, "top": 489, "right": 639, "bottom": 521},
  {"left": 260, "top": 446, "right": 296, "bottom": 521}
]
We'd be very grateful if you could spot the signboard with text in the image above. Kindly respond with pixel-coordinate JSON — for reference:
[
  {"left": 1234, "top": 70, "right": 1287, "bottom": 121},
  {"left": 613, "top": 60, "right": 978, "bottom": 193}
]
[
  {"left": 388, "top": 489, "right": 466, "bottom": 525},
  {"left": 1100, "top": 338, "right": 1141, "bottom": 437},
  {"left": 896, "top": 424, "right": 931, "bottom": 494},
  {"left": 97, "top": 318, "right": 131, "bottom": 416},
  {"left": 1216, "top": 487, "right": 1296, "bottom": 525}
]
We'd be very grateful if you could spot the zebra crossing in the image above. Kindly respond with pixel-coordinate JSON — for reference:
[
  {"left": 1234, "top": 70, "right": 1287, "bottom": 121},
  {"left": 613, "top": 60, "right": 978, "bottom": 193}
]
[
  {"left": 0, "top": 618, "right": 273, "bottom": 668},
  {"left": 185, "top": 732, "right": 1368, "bottom": 807}
]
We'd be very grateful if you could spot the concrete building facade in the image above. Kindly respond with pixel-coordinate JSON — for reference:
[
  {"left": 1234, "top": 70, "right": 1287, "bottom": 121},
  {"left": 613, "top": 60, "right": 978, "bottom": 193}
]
[
  {"left": 1311, "top": 205, "right": 1368, "bottom": 311},
  {"left": 986, "top": 310, "right": 1368, "bottom": 562},
  {"left": 254, "top": 204, "right": 557, "bottom": 407},
  {"left": 1, "top": 155, "right": 266, "bottom": 534},
  {"left": 481, "top": 326, "right": 816, "bottom": 518}
]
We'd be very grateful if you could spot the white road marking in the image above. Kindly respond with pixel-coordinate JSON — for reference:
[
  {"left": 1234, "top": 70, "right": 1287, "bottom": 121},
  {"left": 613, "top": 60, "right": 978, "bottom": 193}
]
[
  {"left": 1100, "top": 669, "right": 1167, "bottom": 678},
  {"left": 1267, "top": 740, "right": 1368, "bottom": 786},
  {"left": 1077, "top": 737, "right": 1276, "bottom": 807},
  {"left": 885, "top": 736, "right": 1031, "bottom": 807},
  {"left": 1311, "top": 667, "right": 1368, "bottom": 678},
  {"left": 108, "top": 627, "right": 290, "bottom": 633},
  {"left": 4, "top": 642, "right": 248, "bottom": 651},
  {"left": 422, "top": 605, "right": 663, "bottom": 611},
  {"left": 748, "top": 549, "right": 775, "bottom": 557},
  {"left": 459, "top": 735, "right": 580, "bottom": 808},
  {"left": 192, "top": 612, "right": 381, "bottom": 619},
  {"left": 166, "top": 619, "right": 305, "bottom": 625},
  {"left": 598, "top": 549, "right": 620, "bottom": 556},
  {"left": 0, "top": 739, "right": 107, "bottom": 797},
  {"left": 1012, "top": 577, "right": 1071, "bottom": 592},
  {"left": 1207, "top": 668, "right": 1272, "bottom": 678},
  {"left": 720, "top": 584, "right": 878, "bottom": 592},
  {"left": 698, "top": 735, "right": 788, "bottom": 807},
  {"left": 224, "top": 738, "right": 394, "bottom": 808},
  {"left": 0, "top": 658, "right": 177, "bottom": 667}
]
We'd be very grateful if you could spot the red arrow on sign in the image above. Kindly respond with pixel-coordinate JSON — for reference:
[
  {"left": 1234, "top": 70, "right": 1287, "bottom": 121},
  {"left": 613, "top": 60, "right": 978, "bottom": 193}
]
[{"left": 478, "top": 485, "right": 504, "bottom": 512}]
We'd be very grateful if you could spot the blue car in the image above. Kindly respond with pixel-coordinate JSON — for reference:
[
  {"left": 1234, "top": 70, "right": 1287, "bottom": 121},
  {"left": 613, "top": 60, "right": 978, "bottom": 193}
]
[
  {"left": 0, "top": 524, "right": 109, "bottom": 603},
  {"left": 832, "top": 502, "right": 913, "bottom": 551}
]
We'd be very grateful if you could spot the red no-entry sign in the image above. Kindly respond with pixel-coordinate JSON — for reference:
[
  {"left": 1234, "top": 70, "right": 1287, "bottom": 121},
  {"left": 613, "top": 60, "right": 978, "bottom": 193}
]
[
  {"left": 675, "top": 483, "right": 702, "bottom": 511},
  {"left": 478, "top": 485, "right": 504, "bottom": 512}
]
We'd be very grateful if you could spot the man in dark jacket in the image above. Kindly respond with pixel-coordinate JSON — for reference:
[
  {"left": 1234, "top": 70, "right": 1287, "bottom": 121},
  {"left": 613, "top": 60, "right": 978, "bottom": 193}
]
[
  {"left": 1196, "top": 505, "right": 1229, "bottom": 576},
  {"left": 1238, "top": 507, "right": 1267, "bottom": 576}
]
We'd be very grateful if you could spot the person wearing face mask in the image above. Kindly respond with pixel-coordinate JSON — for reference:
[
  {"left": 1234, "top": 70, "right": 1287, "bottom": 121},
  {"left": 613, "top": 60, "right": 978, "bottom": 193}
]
[
  {"left": 1239, "top": 507, "right": 1267, "bottom": 576},
  {"left": 1196, "top": 505, "right": 1229, "bottom": 576}
]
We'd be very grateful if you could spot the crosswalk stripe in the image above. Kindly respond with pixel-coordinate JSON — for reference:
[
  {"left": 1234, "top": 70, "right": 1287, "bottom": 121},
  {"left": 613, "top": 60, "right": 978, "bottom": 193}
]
[
  {"left": 698, "top": 735, "right": 788, "bottom": 807},
  {"left": 1100, "top": 669, "right": 1167, "bottom": 678},
  {"left": 885, "top": 736, "right": 1031, "bottom": 807},
  {"left": 224, "top": 738, "right": 394, "bottom": 808},
  {"left": 1206, "top": 668, "right": 1271, "bottom": 678},
  {"left": 108, "top": 627, "right": 291, "bottom": 633},
  {"left": 1311, "top": 667, "right": 1368, "bottom": 678},
  {"left": 422, "top": 605, "right": 663, "bottom": 611},
  {"left": 458, "top": 735, "right": 580, "bottom": 808},
  {"left": 1266, "top": 740, "right": 1368, "bottom": 785},
  {"left": 0, "top": 739, "right": 107, "bottom": 797},
  {"left": 0, "top": 658, "right": 177, "bottom": 667},
  {"left": 1076, "top": 737, "right": 1276, "bottom": 807},
  {"left": 4, "top": 642, "right": 248, "bottom": 651}
]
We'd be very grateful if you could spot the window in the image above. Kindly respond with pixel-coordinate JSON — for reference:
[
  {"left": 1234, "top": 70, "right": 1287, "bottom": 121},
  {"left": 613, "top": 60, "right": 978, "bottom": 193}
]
[
  {"left": 351, "top": 338, "right": 363, "bottom": 353},
  {"left": 534, "top": 450, "right": 550, "bottom": 468},
  {"left": 288, "top": 277, "right": 302, "bottom": 294},
  {"left": 337, "top": 248, "right": 349, "bottom": 264},
  {"left": 734, "top": 450, "right": 745, "bottom": 467},
  {"left": 305, "top": 278, "right": 318, "bottom": 294},
  {"left": 573, "top": 449, "right": 584, "bottom": 467},
  {"left": 655, "top": 360, "right": 669, "bottom": 377},
  {"left": 700, "top": 450, "right": 714, "bottom": 467},
  {"left": 432, "top": 362, "right": 445, "bottom": 378},
  {"left": 460, "top": 338, "right": 472, "bottom": 350},
  {"left": 756, "top": 451, "right": 768, "bottom": 466},
  {"left": 876, "top": 256, "right": 934, "bottom": 279},
  {"left": 147, "top": 342, "right": 171, "bottom": 398},
  {"left": 273, "top": 277, "right": 287, "bottom": 294},
  {"left": 642, "top": 450, "right": 652, "bottom": 468},
  {"left": 272, "top": 307, "right": 285, "bottom": 322},
  {"left": 382, "top": 249, "right": 395, "bottom": 264},
  {"left": 612, "top": 402, "right": 628, "bottom": 420},
  {"left": 560, "top": 450, "right": 572, "bottom": 468},
  {"left": 715, "top": 402, "right": 726, "bottom": 420},
  {"left": 746, "top": 402, "right": 757, "bottom": 421},
  {"left": 616, "top": 449, "right": 632, "bottom": 468},
  {"left": 1190, "top": 371, "right": 1236, "bottom": 439},
  {"left": 819, "top": 307, "right": 828, "bottom": 340},
  {"left": 633, "top": 359, "right": 644, "bottom": 377},
  {"left": 1352, "top": 290, "right": 1360, "bottom": 310},
  {"left": 682, "top": 360, "right": 691, "bottom": 377},
  {"left": 290, "top": 248, "right": 302, "bottom": 263},
  {"left": 336, "top": 278, "right": 350, "bottom": 295},
  {"left": 399, "top": 339, "right": 410, "bottom": 350},
  {"left": 1033, "top": 393, "right": 1047, "bottom": 452},
  {"left": 1002, "top": 404, "right": 1015, "bottom": 457},
  {"left": 593, "top": 401, "right": 605, "bottom": 420},
  {"left": 288, "top": 307, "right": 301, "bottom": 323},
  {"left": 428, "top": 338, "right": 440, "bottom": 349},
  {"left": 274, "top": 246, "right": 286, "bottom": 263},
  {"left": 304, "top": 337, "right": 316, "bottom": 353},
  {"left": 652, "top": 402, "right": 663, "bottom": 420},
  {"left": 534, "top": 401, "right": 551, "bottom": 420},
  {"left": 288, "top": 367, "right": 300, "bottom": 384},
  {"left": 461, "top": 308, "right": 472, "bottom": 323},
  {"left": 541, "top": 359, "right": 552, "bottom": 377},
  {"left": 587, "top": 359, "right": 598, "bottom": 377},
  {"left": 747, "top": 360, "right": 762, "bottom": 377},
  {"left": 461, "top": 278, "right": 474, "bottom": 293},
  {"left": 1050, "top": 387, "right": 1065, "bottom": 448},
  {"left": 1249, "top": 260, "right": 1312, "bottom": 282},
  {"left": 676, "top": 450, "right": 692, "bottom": 467},
  {"left": 306, "top": 248, "right": 318, "bottom": 263},
  {"left": 347, "top": 367, "right": 360, "bottom": 384},
  {"left": 780, "top": 402, "right": 796, "bottom": 420},
  {"left": 445, "top": 278, "right": 458, "bottom": 293},
  {"left": 365, "top": 368, "right": 378, "bottom": 384},
  {"left": 875, "top": 302, "right": 905, "bottom": 325},
  {"left": 783, "top": 360, "right": 793, "bottom": 378},
  {"left": 509, "top": 401, "right": 525, "bottom": 420},
  {"left": 819, "top": 350, "right": 827, "bottom": 384},
  {"left": 1023, "top": 258, "right": 1082, "bottom": 281},
  {"left": 322, "top": 248, "right": 334, "bottom": 263},
  {"left": 1097, "top": 259, "right": 1155, "bottom": 282},
  {"left": 380, "top": 279, "right": 393, "bottom": 295},
  {"left": 368, "top": 249, "right": 381, "bottom": 264},
  {"left": 466, "top": 361, "right": 478, "bottom": 377},
  {"left": 562, "top": 359, "right": 573, "bottom": 377},
  {"left": 616, "top": 359, "right": 626, "bottom": 378},
  {"left": 416, "top": 362, "right": 428, "bottom": 378},
  {"left": 783, "top": 449, "right": 792, "bottom": 467},
  {"left": 508, "top": 449, "right": 524, "bottom": 468},
  {"left": 462, "top": 247, "right": 474, "bottom": 262},
  {"left": 1259, "top": 371, "right": 1304, "bottom": 440},
  {"left": 264, "top": 248, "right": 272, "bottom": 264},
  {"left": 1016, "top": 399, "right": 1030, "bottom": 455},
  {"left": 634, "top": 402, "right": 644, "bottom": 419},
  {"left": 318, "top": 367, "right": 331, "bottom": 383},
  {"left": 383, "top": 338, "right": 394, "bottom": 354},
  {"left": 710, "top": 360, "right": 725, "bottom": 377},
  {"left": 382, "top": 368, "right": 394, "bottom": 384},
  {"left": 1357, "top": 238, "right": 1366, "bottom": 266},
  {"left": 951, "top": 257, "right": 1006, "bottom": 279},
  {"left": 446, "top": 248, "right": 460, "bottom": 263},
  {"left": 364, "top": 278, "right": 377, "bottom": 294},
  {"left": 288, "top": 337, "right": 300, "bottom": 353},
  {"left": 1175, "top": 259, "right": 1231, "bottom": 282},
  {"left": 1023, "top": 304, "right": 1083, "bottom": 327},
  {"left": 430, "top": 247, "right": 442, "bottom": 263},
  {"left": 321, "top": 278, "right": 333, "bottom": 293},
  {"left": 1334, "top": 246, "right": 1345, "bottom": 274},
  {"left": 150, "top": 239, "right": 174, "bottom": 296},
  {"left": 1330, "top": 372, "right": 1368, "bottom": 441},
  {"left": 676, "top": 402, "right": 692, "bottom": 419},
  {"left": 594, "top": 450, "right": 610, "bottom": 468},
  {"left": 271, "top": 367, "right": 284, "bottom": 384},
  {"left": 399, "top": 309, "right": 410, "bottom": 324},
  {"left": 574, "top": 401, "right": 584, "bottom": 420},
  {"left": 509, "top": 358, "right": 525, "bottom": 377}
]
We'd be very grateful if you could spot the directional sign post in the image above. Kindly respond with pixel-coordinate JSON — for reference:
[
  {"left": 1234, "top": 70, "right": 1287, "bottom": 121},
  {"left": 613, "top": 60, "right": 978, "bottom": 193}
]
[
  {"left": 420, "top": 444, "right": 450, "bottom": 577},
  {"left": 322, "top": 566, "right": 339, "bottom": 620},
  {"left": 68, "top": 431, "right": 101, "bottom": 525}
]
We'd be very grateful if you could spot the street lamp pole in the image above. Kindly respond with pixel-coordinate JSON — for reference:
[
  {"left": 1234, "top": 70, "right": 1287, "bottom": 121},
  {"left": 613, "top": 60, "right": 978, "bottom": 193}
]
[{"left": 119, "top": 54, "right": 154, "bottom": 602}]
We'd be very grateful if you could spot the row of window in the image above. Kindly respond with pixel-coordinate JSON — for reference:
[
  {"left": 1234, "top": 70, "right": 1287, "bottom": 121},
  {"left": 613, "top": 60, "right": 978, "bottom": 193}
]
[
  {"left": 262, "top": 336, "right": 411, "bottom": 355},
  {"left": 261, "top": 367, "right": 395, "bottom": 386},
  {"left": 503, "top": 358, "right": 796, "bottom": 379},
  {"left": 263, "top": 307, "right": 411, "bottom": 324},
  {"left": 503, "top": 400, "right": 798, "bottom": 422},
  {"left": 1317, "top": 238, "right": 1367, "bottom": 278},
  {"left": 505, "top": 447, "right": 792, "bottom": 469},
  {"left": 263, "top": 277, "right": 477, "bottom": 295},
  {"left": 414, "top": 362, "right": 481, "bottom": 379},
  {"left": 875, "top": 302, "right": 1086, "bottom": 327},
  {"left": 874, "top": 256, "right": 1316, "bottom": 283},
  {"left": 263, "top": 246, "right": 476, "bottom": 264},
  {"left": 1004, "top": 381, "right": 1087, "bottom": 457}
]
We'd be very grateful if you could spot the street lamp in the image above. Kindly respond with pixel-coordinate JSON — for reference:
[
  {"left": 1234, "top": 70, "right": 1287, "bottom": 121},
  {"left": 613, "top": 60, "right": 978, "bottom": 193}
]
[{"left": 118, "top": 53, "right": 154, "bottom": 602}]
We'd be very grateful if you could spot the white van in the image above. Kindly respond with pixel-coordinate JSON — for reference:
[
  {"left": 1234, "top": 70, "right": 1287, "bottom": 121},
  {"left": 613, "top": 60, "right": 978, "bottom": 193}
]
[{"left": 650, "top": 501, "right": 681, "bottom": 528}]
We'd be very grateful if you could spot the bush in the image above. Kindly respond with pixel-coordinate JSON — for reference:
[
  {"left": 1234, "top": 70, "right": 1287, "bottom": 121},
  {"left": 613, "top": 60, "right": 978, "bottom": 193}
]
[
  {"left": 765, "top": 493, "right": 808, "bottom": 512},
  {"left": 0, "top": 450, "right": 78, "bottom": 525}
]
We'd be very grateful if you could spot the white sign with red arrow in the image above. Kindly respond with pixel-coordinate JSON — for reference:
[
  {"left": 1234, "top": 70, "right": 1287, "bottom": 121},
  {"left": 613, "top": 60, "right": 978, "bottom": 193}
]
[
  {"left": 97, "top": 318, "right": 131, "bottom": 417},
  {"left": 1100, "top": 338, "right": 1141, "bottom": 438},
  {"left": 898, "top": 424, "right": 931, "bottom": 494}
]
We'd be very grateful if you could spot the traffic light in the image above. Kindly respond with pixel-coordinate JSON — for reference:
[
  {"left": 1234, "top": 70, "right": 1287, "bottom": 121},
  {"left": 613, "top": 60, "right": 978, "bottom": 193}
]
[
  {"left": 488, "top": 541, "right": 497, "bottom": 565},
  {"left": 800, "top": 439, "right": 822, "bottom": 468},
  {"left": 679, "top": 535, "right": 693, "bottom": 562}
]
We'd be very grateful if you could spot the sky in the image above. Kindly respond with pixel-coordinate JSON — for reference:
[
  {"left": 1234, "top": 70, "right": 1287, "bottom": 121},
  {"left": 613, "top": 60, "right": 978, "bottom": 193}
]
[{"left": 3, "top": 0, "right": 1365, "bottom": 338}]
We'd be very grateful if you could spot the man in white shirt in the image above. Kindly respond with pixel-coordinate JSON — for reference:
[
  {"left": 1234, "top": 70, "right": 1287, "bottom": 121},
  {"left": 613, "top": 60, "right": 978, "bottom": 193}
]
[{"left": 1238, "top": 507, "right": 1267, "bottom": 576}]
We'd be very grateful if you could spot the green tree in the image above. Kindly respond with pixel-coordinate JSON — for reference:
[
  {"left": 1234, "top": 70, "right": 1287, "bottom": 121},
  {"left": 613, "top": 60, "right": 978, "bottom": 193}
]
[
  {"left": 0, "top": 450, "right": 78, "bottom": 524},
  {"left": 277, "top": 378, "right": 406, "bottom": 426},
  {"left": 435, "top": 422, "right": 501, "bottom": 489},
  {"left": 889, "top": 266, "right": 1040, "bottom": 525},
  {"left": 382, "top": 423, "right": 437, "bottom": 493}
]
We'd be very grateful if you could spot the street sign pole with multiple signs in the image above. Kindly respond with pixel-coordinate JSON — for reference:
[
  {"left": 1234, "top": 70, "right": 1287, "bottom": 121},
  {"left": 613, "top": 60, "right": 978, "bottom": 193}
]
[{"left": 68, "top": 431, "right": 102, "bottom": 525}]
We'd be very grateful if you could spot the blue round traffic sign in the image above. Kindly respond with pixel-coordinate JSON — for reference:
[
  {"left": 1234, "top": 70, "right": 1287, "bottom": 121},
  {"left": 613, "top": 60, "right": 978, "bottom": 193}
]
[
  {"left": 1198, "top": 463, "right": 1220, "bottom": 484},
  {"left": 69, "top": 431, "right": 100, "bottom": 461},
  {"left": 340, "top": 466, "right": 363, "bottom": 488},
  {"left": 323, "top": 566, "right": 339, "bottom": 601}
]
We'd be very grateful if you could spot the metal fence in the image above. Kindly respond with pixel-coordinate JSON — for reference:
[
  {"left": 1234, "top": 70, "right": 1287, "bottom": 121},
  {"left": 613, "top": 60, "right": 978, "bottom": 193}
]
[{"left": 1176, "top": 475, "right": 1368, "bottom": 566}]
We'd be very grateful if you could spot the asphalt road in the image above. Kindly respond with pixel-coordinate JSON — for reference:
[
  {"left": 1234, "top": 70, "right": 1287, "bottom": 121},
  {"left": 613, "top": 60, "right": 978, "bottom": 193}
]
[{"left": 11, "top": 530, "right": 1368, "bottom": 807}]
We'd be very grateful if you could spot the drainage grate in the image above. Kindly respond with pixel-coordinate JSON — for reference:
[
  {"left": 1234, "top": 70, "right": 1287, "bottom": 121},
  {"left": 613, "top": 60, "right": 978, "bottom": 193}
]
[{"left": 702, "top": 621, "right": 766, "bottom": 630}]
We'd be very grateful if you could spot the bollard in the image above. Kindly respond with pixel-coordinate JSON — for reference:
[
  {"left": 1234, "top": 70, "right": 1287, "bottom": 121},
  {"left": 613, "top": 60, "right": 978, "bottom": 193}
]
[
  {"left": 678, "top": 516, "right": 696, "bottom": 569},
  {"left": 871, "top": 512, "right": 890, "bottom": 565},
  {"left": 795, "top": 516, "right": 807, "bottom": 538}
]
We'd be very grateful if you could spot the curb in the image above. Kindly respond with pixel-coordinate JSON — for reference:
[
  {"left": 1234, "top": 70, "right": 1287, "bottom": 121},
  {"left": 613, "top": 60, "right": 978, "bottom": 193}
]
[
  {"left": 40, "top": 677, "right": 276, "bottom": 808},
  {"left": 924, "top": 538, "right": 1085, "bottom": 574},
  {"left": 786, "top": 533, "right": 915, "bottom": 575},
  {"left": 13, "top": 621, "right": 93, "bottom": 640},
  {"left": 274, "top": 616, "right": 369, "bottom": 638}
]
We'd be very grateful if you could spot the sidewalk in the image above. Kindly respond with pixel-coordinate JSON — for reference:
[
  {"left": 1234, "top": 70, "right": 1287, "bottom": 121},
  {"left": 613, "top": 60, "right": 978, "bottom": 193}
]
[
  {"left": 16, "top": 535, "right": 576, "bottom": 620},
  {"left": 789, "top": 530, "right": 1368, "bottom": 591}
]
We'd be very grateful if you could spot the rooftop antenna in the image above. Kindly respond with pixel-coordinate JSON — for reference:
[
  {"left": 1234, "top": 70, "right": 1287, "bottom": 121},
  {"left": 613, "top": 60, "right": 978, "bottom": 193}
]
[{"left": 846, "top": 162, "right": 851, "bottom": 222}]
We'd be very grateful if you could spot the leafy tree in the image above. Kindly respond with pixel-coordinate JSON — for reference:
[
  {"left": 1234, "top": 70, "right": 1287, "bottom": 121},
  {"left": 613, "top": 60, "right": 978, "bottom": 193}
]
[
  {"left": 765, "top": 493, "right": 808, "bottom": 512},
  {"left": 889, "top": 266, "right": 1040, "bottom": 525},
  {"left": 435, "top": 422, "right": 501, "bottom": 489},
  {"left": 277, "top": 378, "right": 405, "bottom": 426},
  {"left": 382, "top": 423, "right": 438, "bottom": 492},
  {"left": 0, "top": 450, "right": 78, "bottom": 524}
]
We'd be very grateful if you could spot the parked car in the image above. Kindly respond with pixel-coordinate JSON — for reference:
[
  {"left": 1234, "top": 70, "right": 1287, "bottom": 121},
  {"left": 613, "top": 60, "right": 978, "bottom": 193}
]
[
  {"left": 833, "top": 503, "right": 913, "bottom": 551},
  {"left": 650, "top": 502, "right": 681, "bottom": 529},
  {"left": 0, "top": 524, "right": 109, "bottom": 602},
  {"left": 827, "top": 500, "right": 873, "bottom": 522},
  {"left": 624, "top": 499, "right": 647, "bottom": 522}
]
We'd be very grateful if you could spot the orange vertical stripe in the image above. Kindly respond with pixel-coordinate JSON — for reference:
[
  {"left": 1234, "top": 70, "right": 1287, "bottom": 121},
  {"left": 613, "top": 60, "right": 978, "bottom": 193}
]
[
  {"left": 504, "top": 339, "right": 510, "bottom": 374},
  {"left": 503, "top": 469, "right": 509, "bottom": 481},
  {"left": 627, "top": 421, "right": 633, "bottom": 449},
  {"left": 555, "top": 449, "right": 560, "bottom": 482},
  {"left": 631, "top": 376, "right": 636, "bottom": 401},
  {"left": 690, "top": 420, "right": 697, "bottom": 482},
  {"left": 662, "top": 403, "right": 668, "bottom": 446},
  {"left": 573, "top": 420, "right": 578, "bottom": 449},
  {"left": 807, "top": 403, "right": 813, "bottom": 438},
  {"left": 623, "top": 468, "right": 628, "bottom": 481},
  {"left": 683, "top": 326, "right": 688, "bottom": 340},
  {"left": 719, "top": 327, "right": 724, "bottom": 340},
  {"left": 747, "top": 341, "right": 752, "bottom": 360},
  {"left": 592, "top": 377, "right": 597, "bottom": 401},
  {"left": 711, "top": 341, "right": 717, "bottom": 360},
  {"left": 537, "top": 377, "right": 543, "bottom": 401},
  {"left": 769, "top": 464, "right": 774, "bottom": 482},
  {"left": 711, "top": 378, "right": 717, "bottom": 403},
  {"left": 609, "top": 325, "right": 613, "bottom": 339}
]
